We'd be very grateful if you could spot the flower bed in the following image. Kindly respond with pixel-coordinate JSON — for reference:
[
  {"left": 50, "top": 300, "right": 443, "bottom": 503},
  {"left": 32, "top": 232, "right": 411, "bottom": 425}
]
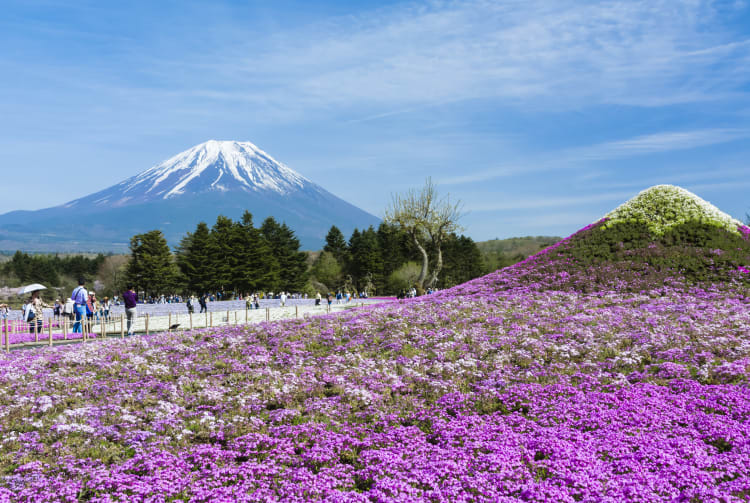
[{"left": 0, "top": 269, "right": 748, "bottom": 501}]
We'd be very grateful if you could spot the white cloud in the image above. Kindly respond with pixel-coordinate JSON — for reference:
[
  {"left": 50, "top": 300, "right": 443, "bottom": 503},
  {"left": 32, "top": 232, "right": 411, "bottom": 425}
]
[
  {"left": 565, "top": 129, "right": 750, "bottom": 161},
  {"left": 467, "top": 191, "right": 635, "bottom": 212},
  {"left": 202, "top": 0, "right": 750, "bottom": 114}
]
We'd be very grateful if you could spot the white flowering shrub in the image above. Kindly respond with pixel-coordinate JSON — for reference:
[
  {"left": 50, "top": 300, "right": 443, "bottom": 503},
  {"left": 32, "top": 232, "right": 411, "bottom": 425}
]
[{"left": 604, "top": 185, "right": 743, "bottom": 235}]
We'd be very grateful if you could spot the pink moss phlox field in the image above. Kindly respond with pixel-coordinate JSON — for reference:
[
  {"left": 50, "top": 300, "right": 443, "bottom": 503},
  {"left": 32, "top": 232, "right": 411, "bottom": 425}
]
[{"left": 1, "top": 236, "right": 749, "bottom": 500}]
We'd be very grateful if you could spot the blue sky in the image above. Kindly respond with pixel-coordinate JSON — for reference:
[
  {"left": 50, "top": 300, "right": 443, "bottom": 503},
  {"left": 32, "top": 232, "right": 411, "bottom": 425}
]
[{"left": 1, "top": 0, "right": 749, "bottom": 241}]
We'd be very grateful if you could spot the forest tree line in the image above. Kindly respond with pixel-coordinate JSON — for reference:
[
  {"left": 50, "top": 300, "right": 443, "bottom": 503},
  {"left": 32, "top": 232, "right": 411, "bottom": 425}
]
[
  {"left": 1, "top": 212, "right": 493, "bottom": 299},
  {"left": 126, "top": 212, "right": 484, "bottom": 297}
]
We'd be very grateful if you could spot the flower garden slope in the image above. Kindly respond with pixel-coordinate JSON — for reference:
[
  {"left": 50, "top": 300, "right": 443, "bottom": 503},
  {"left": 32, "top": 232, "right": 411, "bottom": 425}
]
[{"left": 0, "top": 187, "right": 749, "bottom": 501}]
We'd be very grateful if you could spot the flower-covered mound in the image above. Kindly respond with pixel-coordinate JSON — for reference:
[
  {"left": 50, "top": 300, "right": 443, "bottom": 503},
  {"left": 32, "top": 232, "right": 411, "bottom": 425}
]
[
  {"left": 1, "top": 187, "right": 750, "bottom": 501},
  {"left": 604, "top": 184, "right": 744, "bottom": 236}
]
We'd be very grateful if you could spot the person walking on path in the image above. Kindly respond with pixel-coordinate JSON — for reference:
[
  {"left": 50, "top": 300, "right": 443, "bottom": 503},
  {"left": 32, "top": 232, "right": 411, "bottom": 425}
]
[
  {"left": 70, "top": 278, "right": 88, "bottom": 333},
  {"left": 315, "top": 291, "right": 321, "bottom": 306},
  {"left": 123, "top": 285, "right": 137, "bottom": 336},
  {"left": 102, "top": 297, "right": 111, "bottom": 321},
  {"left": 280, "top": 291, "right": 287, "bottom": 307},
  {"left": 199, "top": 294, "right": 208, "bottom": 313},
  {"left": 187, "top": 296, "right": 194, "bottom": 314}
]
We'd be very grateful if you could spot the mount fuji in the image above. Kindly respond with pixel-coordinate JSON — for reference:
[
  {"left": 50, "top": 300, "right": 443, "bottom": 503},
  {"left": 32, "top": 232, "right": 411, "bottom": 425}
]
[{"left": 0, "top": 140, "right": 380, "bottom": 252}]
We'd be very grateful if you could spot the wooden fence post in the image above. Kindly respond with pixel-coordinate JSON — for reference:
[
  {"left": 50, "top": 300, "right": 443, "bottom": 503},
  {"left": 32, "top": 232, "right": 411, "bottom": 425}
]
[
  {"left": 189, "top": 312, "right": 193, "bottom": 331},
  {"left": 234, "top": 311, "right": 237, "bottom": 325},
  {"left": 266, "top": 307, "right": 269, "bottom": 322},
  {"left": 4, "top": 318, "right": 8, "bottom": 352},
  {"left": 121, "top": 314, "right": 125, "bottom": 338},
  {"left": 146, "top": 314, "right": 150, "bottom": 335},
  {"left": 210, "top": 312, "right": 213, "bottom": 327},
  {"left": 205, "top": 311, "right": 208, "bottom": 328},
  {"left": 295, "top": 305, "right": 298, "bottom": 318},
  {"left": 48, "top": 319, "right": 52, "bottom": 346},
  {"left": 102, "top": 316, "right": 107, "bottom": 339},
  {"left": 227, "top": 309, "right": 230, "bottom": 325},
  {"left": 34, "top": 317, "right": 39, "bottom": 343},
  {"left": 245, "top": 307, "right": 248, "bottom": 323},
  {"left": 168, "top": 313, "right": 172, "bottom": 333}
]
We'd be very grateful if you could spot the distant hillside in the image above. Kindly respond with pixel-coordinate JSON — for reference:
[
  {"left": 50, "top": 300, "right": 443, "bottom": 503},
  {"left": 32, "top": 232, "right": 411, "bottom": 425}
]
[{"left": 477, "top": 236, "right": 561, "bottom": 272}]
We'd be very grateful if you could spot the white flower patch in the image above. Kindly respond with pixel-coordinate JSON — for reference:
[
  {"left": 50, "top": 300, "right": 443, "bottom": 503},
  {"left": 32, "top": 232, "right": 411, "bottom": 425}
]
[
  {"left": 604, "top": 185, "right": 743, "bottom": 235},
  {"left": 128, "top": 355, "right": 148, "bottom": 366}
]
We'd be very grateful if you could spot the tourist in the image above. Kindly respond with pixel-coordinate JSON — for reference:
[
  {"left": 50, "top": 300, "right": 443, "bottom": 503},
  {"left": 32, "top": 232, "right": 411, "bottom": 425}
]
[
  {"left": 123, "top": 285, "right": 137, "bottom": 336},
  {"left": 70, "top": 278, "right": 88, "bottom": 333},
  {"left": 315, "top": 291, "right": 321, "bottom": 306},
  {"left": 254, "top": 293, "right": 260, "bottom": 309},
  {"left": 86, "top": 292, "right": 96, "bottom": 322},
  {"left": 53, "top": 299, "right": 62, "bottom": 319},
  {"left": 0, "top": 303, "right": 9, "bottom": 322},
  {"left": 199, "top": 294, "right": 207, "bottom": 313},
  {"left": 187, "top": 296, "right": 194, "bottom": 314},
  {"left": 245, "top": 295, "right": 253, "bottom": 311},
  {"left": 63, "top": 297, "right": 75, "bottom": 321},
  {"left": 280, "top": 291, "right": 287, "bottom": 307},
  {"left": 102, "top": 296, "right": 111, "bottom": 321}
]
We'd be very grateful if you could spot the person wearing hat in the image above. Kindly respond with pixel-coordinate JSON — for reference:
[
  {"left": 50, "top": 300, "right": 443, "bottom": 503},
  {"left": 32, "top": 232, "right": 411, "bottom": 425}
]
[{"left": 70, "top": 278, "right": 88, "bottom": 333}]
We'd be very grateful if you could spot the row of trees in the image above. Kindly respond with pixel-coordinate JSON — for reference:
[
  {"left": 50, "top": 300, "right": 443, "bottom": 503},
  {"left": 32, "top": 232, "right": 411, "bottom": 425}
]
[
  {"left": 310, "top": 223, "right": 482, "bottom": 294},
  {"left": 3, "top": 180, "right": 487, "bottom": 299},
  {"left": 124, "top": 212, "right": 308, "bottom": 298},
  {"left": 0, "top": 251, "right": 105, "bottom": 289}
]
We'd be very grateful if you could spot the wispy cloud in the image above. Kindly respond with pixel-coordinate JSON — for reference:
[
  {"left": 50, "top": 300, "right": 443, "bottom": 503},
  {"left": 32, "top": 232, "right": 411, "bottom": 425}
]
[
  {"left": 565, "top": 129, "right": 750, "bottom": 161},
  {"left": 7, "top": 0, "right": 747, "bottom": 120},
  {"left": 467, "top": 191, "right": 635, "bottom": 212}
]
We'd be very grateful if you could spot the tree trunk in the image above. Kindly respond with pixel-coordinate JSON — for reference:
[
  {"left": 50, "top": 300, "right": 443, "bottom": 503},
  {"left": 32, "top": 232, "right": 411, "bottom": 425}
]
[
  {"left": 413, "top": 234, "right": 429, "bottom": 288},
  {"left": 428, "top": 245, "right": 442, "bottom": 288}
]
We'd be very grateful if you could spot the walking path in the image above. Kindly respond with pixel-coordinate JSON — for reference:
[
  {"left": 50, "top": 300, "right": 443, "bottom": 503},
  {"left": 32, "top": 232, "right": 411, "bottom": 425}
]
[{"left": 1, "top": 299, "right": 388, "bottom": 351}]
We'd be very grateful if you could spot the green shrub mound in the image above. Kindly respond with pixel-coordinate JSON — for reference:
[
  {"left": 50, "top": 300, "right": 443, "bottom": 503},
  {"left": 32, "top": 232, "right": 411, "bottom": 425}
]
[{"left": 569, "top": 220, "right": 750, "bottom": 284}]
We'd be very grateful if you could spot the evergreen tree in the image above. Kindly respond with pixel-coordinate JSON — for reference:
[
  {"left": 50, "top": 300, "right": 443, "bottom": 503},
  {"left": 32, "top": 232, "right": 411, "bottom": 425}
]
[
  {"left": 260, "top": 217, "right": 308, "bottom": 291},
  {"left": 323, "top": 225, "right": 349, "bottom": 264},
  {"left": 376, "top": 222, "right": 412, "bottom": 292},
  {"left": 348, "top": 226, "right": 383, "bottom": 291},
  {"left": 175, "top": 222, "right": 214, "bottom": 294},
  {"left": 438, "top": 234, "right": 484, "bottom": 288},
  {"left": 207, "top": 215, "right": 245, "bottom": 295},
  {"left": 125, "top": 230, "right": 181, "bottom": 297},
  {"left": 235, "top": 211, "right": 278, "bottom": 294}
]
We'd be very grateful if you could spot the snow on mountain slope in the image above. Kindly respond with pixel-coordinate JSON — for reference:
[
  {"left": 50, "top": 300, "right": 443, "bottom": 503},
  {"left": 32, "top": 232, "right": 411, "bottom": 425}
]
[{"left": 66, "top": 140, "right": 319, "bottom": 208}]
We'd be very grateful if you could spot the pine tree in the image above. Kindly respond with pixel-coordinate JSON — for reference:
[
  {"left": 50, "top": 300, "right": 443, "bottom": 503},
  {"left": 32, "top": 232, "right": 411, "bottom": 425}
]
[
  {"left": 324, "top": 225, "right": 349, "bottom": 264},
  {"left": 260, "top": 217, "right": 308, "bottom": 292},
  {"left": 207, "top": 215, "right": 245, "bottom": 296},
  {"left": 175, "top": 222, "right": 214, "bottom": 294},
  {"left": 348, "top": 226, "right": 383, "bottom": 291},
  {"left": 438, "top": 234, "right": 484, "bottom": 288},
  {"left": 125, "top": 230, "right": 182, "bottom": 297},
  {"left": 235, "top": 211, "right": 278, "bottom": 294}
]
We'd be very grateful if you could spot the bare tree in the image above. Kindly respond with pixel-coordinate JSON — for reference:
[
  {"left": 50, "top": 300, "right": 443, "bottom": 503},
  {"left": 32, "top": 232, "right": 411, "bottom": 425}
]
[{"left": 385, "top": 177, "right": 464, "bottom": 289}]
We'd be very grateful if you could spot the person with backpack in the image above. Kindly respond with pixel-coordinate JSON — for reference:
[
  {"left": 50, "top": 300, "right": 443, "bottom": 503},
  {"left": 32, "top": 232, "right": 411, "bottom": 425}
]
[{"left": 70, "top": 278, "right": 88, "bottom": 333}]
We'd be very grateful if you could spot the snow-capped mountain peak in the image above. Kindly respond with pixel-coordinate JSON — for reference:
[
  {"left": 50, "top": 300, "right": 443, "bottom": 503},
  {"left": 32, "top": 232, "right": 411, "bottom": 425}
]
[
  {"left": 70, "top": 140, "right": 318, "bottom": 209},
  {"left": 126, "top": 140, "right": 310, "bottom": 199}
]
